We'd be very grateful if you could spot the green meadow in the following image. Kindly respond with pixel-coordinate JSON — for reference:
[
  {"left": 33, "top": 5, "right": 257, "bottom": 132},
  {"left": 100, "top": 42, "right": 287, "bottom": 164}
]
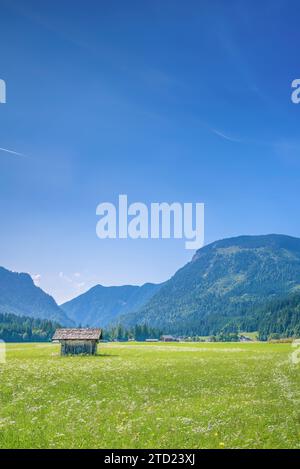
[{"left": 0, "top": 341, "right": 299, "bottom": 449}]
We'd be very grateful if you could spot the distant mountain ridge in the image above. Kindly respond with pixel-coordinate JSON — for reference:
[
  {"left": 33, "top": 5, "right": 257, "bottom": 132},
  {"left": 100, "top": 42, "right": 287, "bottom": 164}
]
[
  {"left": 2, "top": 234, "right": 300, "bottom": 336},
  {"left": 119, "top": 234, "right": 300, "bottom": 335},
  {"left": 0, "top": 267, "right": 73, "bottom": 326},
  {"left": 61, "top": 282, "right": 162, "bottom": 327}
]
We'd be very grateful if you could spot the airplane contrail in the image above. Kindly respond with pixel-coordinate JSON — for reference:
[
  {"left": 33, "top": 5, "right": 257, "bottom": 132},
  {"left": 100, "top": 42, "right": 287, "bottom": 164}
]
[
  {"left": 197, "top": 119, "right": 243, "bottom": 144},
  {"left": 0, "top": 147, "right": 26, "bottom": 157},
  {"left": 210, "top": 128, "right": 242, "bottom": 143}
]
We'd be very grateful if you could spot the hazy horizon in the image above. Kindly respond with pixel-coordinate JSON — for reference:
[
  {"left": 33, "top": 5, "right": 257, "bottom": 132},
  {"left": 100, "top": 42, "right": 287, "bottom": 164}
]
[{"left": 2, "top": 231, "right": 299, "bottom": 304}]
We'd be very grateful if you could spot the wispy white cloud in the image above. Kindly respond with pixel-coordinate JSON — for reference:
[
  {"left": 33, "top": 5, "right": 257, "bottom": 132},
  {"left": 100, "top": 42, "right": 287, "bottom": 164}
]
[
  {"left": 59, "top": 271, "right": 72, "bottom": 283},
  {"left": 59, "top": 271, "right": 85, "bottom": 290},
  {"left": 76, "top": 282, "right": 85, "bottom": 289},
  {"left": 31, "top": 274, "right": 41, "bottom": 287},
  {"left": 0, "top": 147, "right": 26, "bottom": 157}
]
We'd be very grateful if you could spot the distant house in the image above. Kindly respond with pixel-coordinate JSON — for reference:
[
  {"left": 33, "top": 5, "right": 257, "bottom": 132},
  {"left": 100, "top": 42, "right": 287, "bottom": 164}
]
[
  {"left": 146, "top": 338, "right": 159, "bottom": 342},
  {"left": 160, "top": 335, "right": 176, "bottom": 342},
  {"left": 52, "top": 328, "right": 102, "bottom": 355},
  {"left": 239, "top": 335, "right": 253, "bottom": 342}
]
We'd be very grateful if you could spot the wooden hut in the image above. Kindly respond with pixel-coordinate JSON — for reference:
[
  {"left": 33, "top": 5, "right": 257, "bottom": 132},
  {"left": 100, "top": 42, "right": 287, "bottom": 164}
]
[{"left": 52, "top": 328, "right": 102, "bottom": 356}]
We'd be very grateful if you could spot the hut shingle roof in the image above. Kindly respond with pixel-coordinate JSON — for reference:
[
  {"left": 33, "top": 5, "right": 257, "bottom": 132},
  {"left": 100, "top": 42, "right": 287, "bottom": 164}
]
[{"left": 52, "top": 328, "right": 102, "bottom": 341}]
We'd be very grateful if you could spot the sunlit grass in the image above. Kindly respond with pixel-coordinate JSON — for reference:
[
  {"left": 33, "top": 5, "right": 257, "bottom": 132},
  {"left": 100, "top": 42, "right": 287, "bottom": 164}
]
[{"left": 0, "top": 341, "right": 299, "bottom": 448}]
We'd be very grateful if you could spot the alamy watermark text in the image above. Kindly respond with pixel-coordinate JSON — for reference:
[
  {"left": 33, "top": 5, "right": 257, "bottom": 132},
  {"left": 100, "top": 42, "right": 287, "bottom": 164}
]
[
  {"left": 0, "top": 79, "right": 6, "bottom": 103},
  {"left": 291, "top": 79, "right": 300, "bottom": 104},
  {"left": 96, "top": 195, "right": 204, "bottom": 250},
  {"left": 0, "top": 340, "right": 6, "bottom": 363}
]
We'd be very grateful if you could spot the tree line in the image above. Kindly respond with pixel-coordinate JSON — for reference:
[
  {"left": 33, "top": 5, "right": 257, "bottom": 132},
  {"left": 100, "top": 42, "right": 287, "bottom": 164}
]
[
  {"left": 0, "top": 312, "right": 59, "bottom": 342},
  {"left": 102, "top": 323, "right": 163, "bottom": 341}
]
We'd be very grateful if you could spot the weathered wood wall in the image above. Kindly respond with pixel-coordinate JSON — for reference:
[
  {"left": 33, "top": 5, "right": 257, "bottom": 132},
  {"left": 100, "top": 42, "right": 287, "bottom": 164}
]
[{"left": 60, "top": 340, "right": 98, "bottom": 355}]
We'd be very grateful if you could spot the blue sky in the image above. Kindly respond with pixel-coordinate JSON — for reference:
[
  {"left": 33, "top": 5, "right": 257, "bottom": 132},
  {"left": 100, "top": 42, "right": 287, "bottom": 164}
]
[{"left": 0, "top": 0, "right": 300, "bottom": 303}]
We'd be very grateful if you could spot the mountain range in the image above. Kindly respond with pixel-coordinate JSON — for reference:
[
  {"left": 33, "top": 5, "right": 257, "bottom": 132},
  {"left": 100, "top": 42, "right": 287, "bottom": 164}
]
[
  {"left": 61, "top": 282, "right": 162, "bottom": 327},
  {"left": 119, "top": 234, "right": 300, "bottom": 335},
  {"left": 0, "top": 267, "right": 73, "bottom": 326},
  {"left": 1, "top": 234, "right": 300, "bottom": 336}
]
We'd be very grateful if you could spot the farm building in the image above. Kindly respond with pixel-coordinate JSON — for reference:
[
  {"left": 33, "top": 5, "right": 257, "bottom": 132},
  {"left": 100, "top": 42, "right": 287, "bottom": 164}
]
[
  {"left": 52, "top": 328, "right": 102, "bottom": 355},
  {"left": 160, "top": 335, "right": 176, "bottom": 342},
  {"left": 239, "top": 335, "right": 253, "bottom": 342}
]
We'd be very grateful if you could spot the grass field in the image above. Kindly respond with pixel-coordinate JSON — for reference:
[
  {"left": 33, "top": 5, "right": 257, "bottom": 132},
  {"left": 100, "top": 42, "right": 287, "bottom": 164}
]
[{"left": 0, "top": 341, "right": 299, "bottom": 449}]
